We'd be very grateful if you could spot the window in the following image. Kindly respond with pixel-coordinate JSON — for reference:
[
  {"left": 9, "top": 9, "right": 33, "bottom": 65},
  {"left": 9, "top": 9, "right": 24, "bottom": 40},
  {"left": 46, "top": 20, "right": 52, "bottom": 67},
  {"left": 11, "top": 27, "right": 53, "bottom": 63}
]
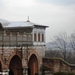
[
  {"left": 34, "top": 33, "right": 36, "bottom": 41},
  {"left": 38, "top": 33, "right": 40, "bottom": 42},
  {"left": 42, "top": 34, "right": 44, "bottom": 42}
]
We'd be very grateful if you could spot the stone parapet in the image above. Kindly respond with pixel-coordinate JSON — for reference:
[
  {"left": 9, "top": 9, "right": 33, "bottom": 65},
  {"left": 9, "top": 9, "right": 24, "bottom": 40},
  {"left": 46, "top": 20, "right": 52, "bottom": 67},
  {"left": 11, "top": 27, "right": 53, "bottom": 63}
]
[{"left": 43, "top": 57, "right": 75, "bottom": 73}]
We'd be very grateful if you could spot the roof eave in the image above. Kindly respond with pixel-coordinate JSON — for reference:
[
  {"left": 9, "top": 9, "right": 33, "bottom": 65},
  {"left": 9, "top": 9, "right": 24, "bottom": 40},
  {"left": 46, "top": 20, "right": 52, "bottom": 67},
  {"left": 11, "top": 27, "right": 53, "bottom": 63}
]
[
  {"left": 34, "top": 25, "right": 49, "bottom": 28},
  {"left": 3, "top": 26, "right": 33, "bottom": 30}
]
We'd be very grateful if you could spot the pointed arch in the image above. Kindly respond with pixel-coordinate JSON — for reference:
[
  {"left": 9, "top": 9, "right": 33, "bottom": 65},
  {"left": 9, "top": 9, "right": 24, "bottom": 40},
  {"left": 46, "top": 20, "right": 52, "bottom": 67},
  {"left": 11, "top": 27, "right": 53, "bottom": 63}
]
[
  {"left": 28, "top": 54, "right": 38, "bottom": 75},
  {"left": 9, "top": 55, "right": 22, "bottom": 75},
  {"left": 8, "top": 49, "right": 21, "bottom": 66},
  {"left": 28, "top": 49, "right": 41, "bottom": 64}
]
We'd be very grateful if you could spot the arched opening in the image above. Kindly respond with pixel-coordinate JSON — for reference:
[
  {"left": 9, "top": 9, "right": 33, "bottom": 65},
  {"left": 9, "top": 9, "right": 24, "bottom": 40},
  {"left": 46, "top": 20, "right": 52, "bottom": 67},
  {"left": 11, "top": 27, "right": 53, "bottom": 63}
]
[
  {"left": 0, "top": 61, "right": 2, "bottom": 73},
  {"left": 28, "top": 54, "right": 38, "bottom": 75},
  {"left": 9, "top": 55, "right": 22, "bottom": 75}
]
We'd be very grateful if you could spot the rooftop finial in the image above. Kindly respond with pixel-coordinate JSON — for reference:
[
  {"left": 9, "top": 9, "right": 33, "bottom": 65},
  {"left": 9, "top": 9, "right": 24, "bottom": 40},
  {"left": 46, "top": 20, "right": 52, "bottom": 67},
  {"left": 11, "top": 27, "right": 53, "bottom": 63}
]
[{"left": 27, "top": 16, "right": 30, "bottom": 22}]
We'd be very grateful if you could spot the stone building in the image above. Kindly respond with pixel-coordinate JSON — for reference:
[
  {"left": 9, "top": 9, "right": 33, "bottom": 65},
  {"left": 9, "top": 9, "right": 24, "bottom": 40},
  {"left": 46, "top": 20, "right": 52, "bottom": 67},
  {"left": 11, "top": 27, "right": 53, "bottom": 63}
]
[{"left": 0, "top": 19, "right": 48, "bottom": 75}]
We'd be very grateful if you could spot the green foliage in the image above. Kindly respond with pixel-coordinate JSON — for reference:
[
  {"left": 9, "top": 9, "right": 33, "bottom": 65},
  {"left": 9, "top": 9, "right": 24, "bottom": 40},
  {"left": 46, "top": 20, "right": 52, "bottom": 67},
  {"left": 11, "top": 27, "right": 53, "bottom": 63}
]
[{"left": 54, "top": 72, "right": 75, "bottom": 75}]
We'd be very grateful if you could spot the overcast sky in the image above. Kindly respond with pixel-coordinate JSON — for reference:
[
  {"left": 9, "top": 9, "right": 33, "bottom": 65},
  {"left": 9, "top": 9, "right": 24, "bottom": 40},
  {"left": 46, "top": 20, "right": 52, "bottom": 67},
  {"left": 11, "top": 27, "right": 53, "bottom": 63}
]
[{"left": 0, "top": 0, "right": 75, "bottom": 43}]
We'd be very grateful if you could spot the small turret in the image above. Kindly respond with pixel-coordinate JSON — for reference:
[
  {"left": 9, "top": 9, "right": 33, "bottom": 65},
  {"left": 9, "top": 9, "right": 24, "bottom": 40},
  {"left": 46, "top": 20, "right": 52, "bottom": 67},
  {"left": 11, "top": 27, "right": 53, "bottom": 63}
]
[{"left": 27, "top": 16, "right": 30, "bottom": 22}]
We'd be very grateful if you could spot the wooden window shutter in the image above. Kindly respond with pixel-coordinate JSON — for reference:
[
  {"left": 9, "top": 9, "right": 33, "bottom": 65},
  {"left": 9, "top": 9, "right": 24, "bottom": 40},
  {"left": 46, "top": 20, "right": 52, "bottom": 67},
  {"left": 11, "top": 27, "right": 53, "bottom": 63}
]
[
  {"left": 34, "top": 33, "right": 36, "bottom": 41},
  {"left": 42, "top": 34, "right": 44, "bottom": 42},
  {"left": 38, "top": 33, "right": 40, "bottom": 42}
]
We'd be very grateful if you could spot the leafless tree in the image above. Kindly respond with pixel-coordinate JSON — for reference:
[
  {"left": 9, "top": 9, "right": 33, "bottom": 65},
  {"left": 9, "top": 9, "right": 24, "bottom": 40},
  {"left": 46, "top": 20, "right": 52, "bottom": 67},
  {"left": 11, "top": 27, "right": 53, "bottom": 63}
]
[
  {"left": 45, "top": 31, "right": 75, "bottom": 63},
  {"left": 45, "top": 50, "right": 63, "bottom": 58},
  {"left": 66, "top": 51, "right": 72, "bottom": 64},
  {"left": 70, "top": 32, "right": 75, "bottom": 50},
  {"left": 45, "top": 50, "right": 75, "bottom": 64},
  {"left": 53, "top": 32, "right": 69, "bottom": 61}
]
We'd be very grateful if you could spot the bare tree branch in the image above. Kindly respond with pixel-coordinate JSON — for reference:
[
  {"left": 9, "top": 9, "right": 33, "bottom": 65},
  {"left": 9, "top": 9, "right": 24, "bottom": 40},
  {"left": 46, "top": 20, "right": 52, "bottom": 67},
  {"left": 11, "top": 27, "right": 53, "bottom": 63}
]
[{"left": 53, "top": 32, "right": 68, "bottom": 61}]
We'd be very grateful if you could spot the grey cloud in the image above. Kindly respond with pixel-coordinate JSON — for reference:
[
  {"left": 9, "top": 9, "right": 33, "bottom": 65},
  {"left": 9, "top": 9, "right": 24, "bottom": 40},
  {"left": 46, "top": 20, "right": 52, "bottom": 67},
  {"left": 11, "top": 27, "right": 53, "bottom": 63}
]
[
  {"left": 35, "top": 0, "right": 75, "bottom": 5},
  {"left": 0, "top": 0, "right": 4, "bottom": 8}
]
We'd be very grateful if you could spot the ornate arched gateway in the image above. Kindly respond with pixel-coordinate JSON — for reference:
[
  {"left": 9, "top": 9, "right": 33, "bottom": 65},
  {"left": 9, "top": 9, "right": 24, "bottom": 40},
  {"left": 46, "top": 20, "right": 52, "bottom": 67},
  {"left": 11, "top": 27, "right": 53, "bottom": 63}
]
[
  {"left": 9, "top": 55, "right": 22, "bottom": 75},
  {"left": 28, "top": 54, "right": 38, "bottom": 75}
]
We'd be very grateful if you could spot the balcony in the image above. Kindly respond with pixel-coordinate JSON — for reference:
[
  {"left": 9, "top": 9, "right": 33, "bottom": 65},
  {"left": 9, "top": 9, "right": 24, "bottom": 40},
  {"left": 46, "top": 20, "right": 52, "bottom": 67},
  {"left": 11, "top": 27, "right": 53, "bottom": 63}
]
[{"left": 0, "top": 32, "right": 33, "bottom": 47}]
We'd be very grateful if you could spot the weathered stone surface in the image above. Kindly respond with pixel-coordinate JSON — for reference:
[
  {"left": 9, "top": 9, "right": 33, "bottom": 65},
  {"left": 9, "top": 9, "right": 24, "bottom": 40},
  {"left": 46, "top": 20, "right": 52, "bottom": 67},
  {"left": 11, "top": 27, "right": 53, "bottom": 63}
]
[{"left": 43, "top": 58, "right": 75, "bottom": 73}]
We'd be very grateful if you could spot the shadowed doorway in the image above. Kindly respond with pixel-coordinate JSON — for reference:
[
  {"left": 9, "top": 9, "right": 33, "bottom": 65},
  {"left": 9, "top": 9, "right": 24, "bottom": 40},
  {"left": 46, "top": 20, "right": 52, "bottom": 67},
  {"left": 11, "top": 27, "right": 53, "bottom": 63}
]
[
  {"left": 28, "top": 54, "right": 38, "bottom": 75},
  {"left": 0, "top": 61, "right": 2, "bottom": 73},
  {"left": 9, "top": 55, "right": 22, "bottom": 75}
]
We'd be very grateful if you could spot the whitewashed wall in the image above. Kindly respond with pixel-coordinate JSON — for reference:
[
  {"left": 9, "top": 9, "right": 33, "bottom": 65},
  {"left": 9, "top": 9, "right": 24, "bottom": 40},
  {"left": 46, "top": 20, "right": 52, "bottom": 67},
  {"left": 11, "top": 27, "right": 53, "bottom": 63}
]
[{"left": 32, "top": 27, "right": 45, "bottom": 46}]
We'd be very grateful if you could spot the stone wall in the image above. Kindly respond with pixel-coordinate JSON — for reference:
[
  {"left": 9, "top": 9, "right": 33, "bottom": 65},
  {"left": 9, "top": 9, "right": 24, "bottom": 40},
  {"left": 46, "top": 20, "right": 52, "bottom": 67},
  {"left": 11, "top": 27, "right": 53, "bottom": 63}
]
[
  {"left": 43, "top": 58, "right": 75, "bottom": 73},
  {"left": 0, "top": 46, "right": 45, "bottom": 75}
]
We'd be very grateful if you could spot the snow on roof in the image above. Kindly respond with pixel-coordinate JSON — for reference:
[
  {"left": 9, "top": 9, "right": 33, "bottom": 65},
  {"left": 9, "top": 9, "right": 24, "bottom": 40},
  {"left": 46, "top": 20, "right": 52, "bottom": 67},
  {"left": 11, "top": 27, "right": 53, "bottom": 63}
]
[
  {"left": 0, "top": 19, "right": 48, "bottom": 29},
  {"left": 4, "top": 21, "right": 35, "bottom": 28},
  {"left": 0, "top": 19, "right": 10, "bottom": 26}
]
